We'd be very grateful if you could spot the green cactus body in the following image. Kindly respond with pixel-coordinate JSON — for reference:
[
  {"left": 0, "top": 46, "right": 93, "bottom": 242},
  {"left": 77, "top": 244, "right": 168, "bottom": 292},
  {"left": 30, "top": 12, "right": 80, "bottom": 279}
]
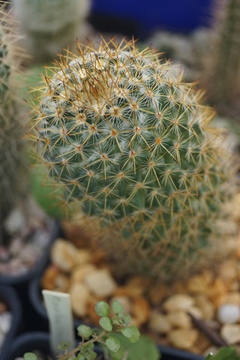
[
  {"left": 29, "top": 39, "right": 236, "bottom": 280},
  {"left": 14, "top": 0, "right": 90, "bottom": 61},
  {"left": 0, "top": 6, "right": 25, "bottom": 238}
]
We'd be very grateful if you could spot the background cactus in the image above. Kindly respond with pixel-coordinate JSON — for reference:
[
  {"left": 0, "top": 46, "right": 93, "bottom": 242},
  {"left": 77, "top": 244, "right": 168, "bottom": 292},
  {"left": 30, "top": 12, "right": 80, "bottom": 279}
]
[
  {"left": 28, "top": 39, "right": 237, "bottom": 281},
  {"left": 203, "top": 0, "right": 240, "bottom": 115},
  {"left": 13, "top": 0, "right": 91, "bottom": 62},
  {"left": 0, "top": 5, "right": 26, "bottom": 242}
]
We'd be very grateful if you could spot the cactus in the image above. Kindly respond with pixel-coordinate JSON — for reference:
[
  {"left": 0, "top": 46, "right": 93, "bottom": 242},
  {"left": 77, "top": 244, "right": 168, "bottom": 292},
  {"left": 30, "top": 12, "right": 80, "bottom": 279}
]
[
  {"left": 13, "top": 0, "right": 91, "bottom": 62},
  {"left": 204, "top": 0, "right": 240, "bottom": 114},
  {"left": 28, "top": 39, "right": 237, "bottom": 281},
  {"left": 0, "top": 5, "right": 26, "bottom": 240}
]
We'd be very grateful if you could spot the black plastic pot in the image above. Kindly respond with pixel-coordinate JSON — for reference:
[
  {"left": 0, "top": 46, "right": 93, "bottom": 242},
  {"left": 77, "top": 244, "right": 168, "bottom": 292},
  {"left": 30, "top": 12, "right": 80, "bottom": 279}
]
[
  {"left": 0, "top": 222, "right": 61, "bottom": 334},
  {"left": 0, "top": 285, "right": 22, "bottom": 360},
  {"left": 29, "top": 277, "right": 204, "bottom": 360},
  {"left": 0, "top": 221, "right": 60, "bottom": 287},
  {"left": 7, "top": 331, "right": 204, "bottom": 360}
]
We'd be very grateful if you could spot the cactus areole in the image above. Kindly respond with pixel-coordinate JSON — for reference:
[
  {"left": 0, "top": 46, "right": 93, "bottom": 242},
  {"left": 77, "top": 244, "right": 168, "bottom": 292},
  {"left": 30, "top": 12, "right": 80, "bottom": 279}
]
[{"left": 29, "top": 39, "right": 236, "bottom": 280}]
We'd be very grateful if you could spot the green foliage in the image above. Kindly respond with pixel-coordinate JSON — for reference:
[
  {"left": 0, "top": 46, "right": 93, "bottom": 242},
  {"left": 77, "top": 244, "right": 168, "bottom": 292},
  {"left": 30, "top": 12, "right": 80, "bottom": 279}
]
[
  {"left": 24, "top": 300, "right": 141, "bottom": 360},
  {"left": 95, "top": 301, "right": 110, "bottom": 317},
  {"left": 206, "top": 347, "right": 240, "bottom": 360},
  {"left": 24, "top": 354, "right": 37, "bottom": 360},
  {"left": 104, "top": 333, "right": 160, "bottom": 360},
  {"left": 28, "top": 38, "right": 237, "bottom": 280}
]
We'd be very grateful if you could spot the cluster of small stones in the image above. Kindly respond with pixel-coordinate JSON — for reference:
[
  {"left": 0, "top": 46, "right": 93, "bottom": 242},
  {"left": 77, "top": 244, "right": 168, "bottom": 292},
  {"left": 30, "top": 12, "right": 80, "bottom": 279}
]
[
  {"left": 42, "top": 194, "right": 240, "bottom": 356},
  {"left": 0, "top": 302, "right": 12, "bottom": 353},
  {"left": 0, "top": 199, "right": 53, "bottom": 276}
]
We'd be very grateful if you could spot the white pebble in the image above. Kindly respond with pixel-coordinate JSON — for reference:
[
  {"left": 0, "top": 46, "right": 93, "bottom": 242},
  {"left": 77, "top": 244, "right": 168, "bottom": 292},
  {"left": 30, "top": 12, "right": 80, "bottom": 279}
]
[
  {"left": 0, "top": 332, "right": 6, "bottom": 349},
  {"left": 4, "top": 208, "right": 26, "bottom": 234},
  {"left": 217, "top": 304, "right": 240, "bottom": 324},
  {"left": 0, "top": 312, "right": 12, "bottom": 334}
]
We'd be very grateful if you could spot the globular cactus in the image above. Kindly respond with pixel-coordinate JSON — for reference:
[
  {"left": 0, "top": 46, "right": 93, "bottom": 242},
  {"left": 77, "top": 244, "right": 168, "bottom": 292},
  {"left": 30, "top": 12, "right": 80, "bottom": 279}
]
[
  {"left": 0, "top": 5, "right": 25, "bottom": 240},
  {"left": 204, "top": 0, "right": 240, "bottom": 114},
  {"left": 13, "top": 0, "right": 91, "bottom": 62},
  {"left": 28, "top": 39, "right": 237, "bottom": 281}
]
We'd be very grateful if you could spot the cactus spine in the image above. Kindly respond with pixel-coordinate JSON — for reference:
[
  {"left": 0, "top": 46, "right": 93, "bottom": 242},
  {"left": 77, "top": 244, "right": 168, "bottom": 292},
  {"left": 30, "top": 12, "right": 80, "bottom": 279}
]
[
  {"left": 0, "top": 5, "right": 25, "bottom": 240},
  {"left": 204, "top": 0, "right": 240, "bottom": 113},
  {"left": 13, "top": 0, "right": 90, "bottom": 62},
  {"left": 28, "top": 39, "right": 237, "bottom": 280}
]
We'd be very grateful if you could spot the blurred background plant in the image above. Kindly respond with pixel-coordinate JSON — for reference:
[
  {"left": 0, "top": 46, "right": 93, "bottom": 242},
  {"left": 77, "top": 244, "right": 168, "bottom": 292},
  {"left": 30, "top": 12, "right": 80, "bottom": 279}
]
[
  {"left": 13, "top": 0, "right": 91, "bottom": 64},
  {"left": 202, "top": 0, "right": 240, "bottom": 119},
  {"left": 0, "top": 3, "right": 28, "bottom": 244}
]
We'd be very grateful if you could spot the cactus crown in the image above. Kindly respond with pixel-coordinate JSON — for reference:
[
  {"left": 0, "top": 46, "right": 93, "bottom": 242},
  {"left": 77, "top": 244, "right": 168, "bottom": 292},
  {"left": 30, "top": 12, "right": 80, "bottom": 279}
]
[{"left": 29, "top": 38, "right": 236, "bottom": 280}]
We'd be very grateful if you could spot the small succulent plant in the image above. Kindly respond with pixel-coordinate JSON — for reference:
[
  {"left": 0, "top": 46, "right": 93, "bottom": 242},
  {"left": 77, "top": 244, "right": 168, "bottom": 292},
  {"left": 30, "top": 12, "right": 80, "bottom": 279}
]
[
  {"left": 24, "top": 300, "right": 141, "bottom": 360},
  {"left": 27, "top": 38, "right": 237, "bottom": 281}
]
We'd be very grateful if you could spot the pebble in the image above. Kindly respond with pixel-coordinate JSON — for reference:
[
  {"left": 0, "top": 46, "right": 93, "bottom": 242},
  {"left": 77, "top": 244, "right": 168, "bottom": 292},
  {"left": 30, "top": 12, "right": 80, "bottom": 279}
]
[
  {"left": 76, "top": 249, "right": 91, "bottom": 265},
  {"left": 41, "top": 266, "right": 61, "bottom": 291},
  {"left": 71, "top": 264, "right": 96, "bottom": 284},
  {"left": 69, "top": 283, "right": 90, "bottom": 317},
  {"left": 110, "top": 296, "right": 131, "bottom": 315},
  {"left": 51, "top": 239, "right": 77, "bottom": 272},
  {"left": 220, "top": 324, "right": 240, "bottom": 345},
  {"left": 54, "top": 274, "right": 69, "bottom": 292},
  {"left": 194, "top": 295, "right": 215, "bottom": 320},
  {"left": 84, "top": 269, "right": 117, "bottom": 297},
  {"left": 131, "top": 296, "right": 150, "bottom": 325},
  {"left": 163, "top": 294, "right": 194, "bottom": 312},
  {"left": 167, "top": 310, "right": 192, "bottom": 328},
  {"left": 114, "top": 285, "right": 144, "bottom": 298},
  {"left": 4, "top": 208, "right": 26, "bottom": 234},
  {"left": 195, "top": 333, "right": 211, "bottom": 352},
  {"left": 187, "top": 275, "right": 209, "bottom": 294},
  {"left": 126, "top": 276, "right": 151, "bottom": 297},
  {"left": 148, "top": 311, "right": 171, "bottom": 334},
  {"left": 187, "top": 307, "right": 203, "bottom": 319},
  {"left": 217, "top": 304, "right": 240, "bottom": 324},
  {"left": 218, "top": 261, "right": 238, "bottom": 283},
  {"left": 149, "top": 284, "right": 168, "bottom": 304},
  {"left": 207, "top": 279, "right": 228, "bottom": 307},
  {"left": 0, "top": 312, "right": 12, "bottom": 333},
  {"left": 168, "top": 328, "right": 199, "bottom": 350},
  {"left": 222, "top": 292, "right": 240, "bottom": 306}
]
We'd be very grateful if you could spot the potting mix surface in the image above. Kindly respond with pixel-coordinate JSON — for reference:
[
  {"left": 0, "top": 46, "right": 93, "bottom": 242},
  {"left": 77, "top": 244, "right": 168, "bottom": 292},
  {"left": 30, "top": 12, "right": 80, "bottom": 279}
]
[{"left": 41, "top": 194, "right": 240, "bottom": 357}]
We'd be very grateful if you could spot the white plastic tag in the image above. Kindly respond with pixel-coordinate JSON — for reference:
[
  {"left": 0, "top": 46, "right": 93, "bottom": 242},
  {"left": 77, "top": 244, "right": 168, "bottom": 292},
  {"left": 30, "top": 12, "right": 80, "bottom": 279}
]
[{"left": 42, "top": 290, "right": 75, "bottom": 358}]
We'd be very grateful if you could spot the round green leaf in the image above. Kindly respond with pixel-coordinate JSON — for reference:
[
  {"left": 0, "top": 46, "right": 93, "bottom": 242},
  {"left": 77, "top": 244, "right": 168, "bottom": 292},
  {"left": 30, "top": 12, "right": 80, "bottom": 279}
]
[
  {"left": 95, "top": 301, "right": 110, "bottom": 317},
  {"left": 106, "top": 337, "right": 121, "bottom": 352},
  {"left": 128, "top": 325, "right": 140, "bottom": 343},
  {"left": 77, "top": 324, "right": 92, "bottom": 338},
  {"left": 109, "top": 346, "right": 125, "bottom": 360},
  {"left": 24, "top": 354, "right": 37, "bottom": 360},
  {"left": 122, "top": 314, "right": 131, "bottom": 326},
  {"left": 88, "top": 350, "right": 97, "bottom": 360},
  {"left": 121, "top": 327, "right": 132, "bottom": 338},
  {"left": 99, "top": 317, "right": 112, "bottom": 331},
  {"left": 112, "top": 300, "right": 124, "bottom": 315}
]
